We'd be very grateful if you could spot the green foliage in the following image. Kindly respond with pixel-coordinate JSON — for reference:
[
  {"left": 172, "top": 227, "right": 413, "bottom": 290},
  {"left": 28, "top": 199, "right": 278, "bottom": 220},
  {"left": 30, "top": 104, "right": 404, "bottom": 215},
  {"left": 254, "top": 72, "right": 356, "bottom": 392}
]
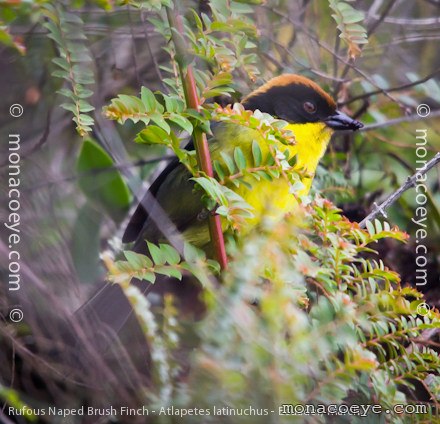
[
  {"left": 102, "top": 3, "right": 439, "bottom": 418},
  {"left": 213, "top": 137, "right": 288, "bottom": 188},
  {"left": 117, "top": 0, "right": 172, "bottom": 10},
  {"left": 104, "top": 88, "right": 203, "bottom": 169},
  {"left": 192, "top": 176, "right": 254, "bottom": 229},
  {"left": 144, "top": 0, "right": 259, "bottom": 98},
  {"left": 42, "top": 3, "right": 95, "bottom": 136},
  {"left": 200, "top": 71, "right": 235, "bottom": 100},
  {"left": 115, "top": 246, "right": 183, "bottom": 284},
  {"left": 186, "top": 0, "right": 259, "bottom": 82},
  {"left": 104, "top": 87, "right": 194, "bottom": 133},
  {"left": 2, "top": 0, "right": 439, "bottom": 420},
  {"left": 212, "top": 103, "right": 299, "bottom": 182},
  {"left": 71, "top": 203, "right": 103, "bottom": 283},
  {"left": 0, "top": 385, "right": 38, "bottom": 422},
  {"left": 328, "top": 0, "right": 368, "bottom": 59},
  {"left": 106, "top": 241, "right": 219, "bottom": 289},
  {"left": 104, "top": 87, "right": 301, "bottom": 231},
  {"left": 106, "top": 198, "right": 440, "bottom": 422},
  {"left": 76, "top": 139, "right": 131, "bottom": 222}
]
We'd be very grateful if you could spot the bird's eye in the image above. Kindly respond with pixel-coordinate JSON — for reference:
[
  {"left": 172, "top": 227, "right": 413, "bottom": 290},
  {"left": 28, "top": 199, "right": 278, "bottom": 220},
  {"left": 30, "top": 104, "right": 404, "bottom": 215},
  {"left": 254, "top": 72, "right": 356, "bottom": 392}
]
[{"left": 303, "top": 102, "right": 317, "bottom": 114}]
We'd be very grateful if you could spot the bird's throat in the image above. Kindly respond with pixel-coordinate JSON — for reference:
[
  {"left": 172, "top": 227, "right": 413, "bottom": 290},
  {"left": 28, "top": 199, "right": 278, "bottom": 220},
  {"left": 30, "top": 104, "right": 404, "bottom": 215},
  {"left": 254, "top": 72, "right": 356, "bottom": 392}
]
[{"left": 284, "top": 122, "right": 333, "bottom": 174}]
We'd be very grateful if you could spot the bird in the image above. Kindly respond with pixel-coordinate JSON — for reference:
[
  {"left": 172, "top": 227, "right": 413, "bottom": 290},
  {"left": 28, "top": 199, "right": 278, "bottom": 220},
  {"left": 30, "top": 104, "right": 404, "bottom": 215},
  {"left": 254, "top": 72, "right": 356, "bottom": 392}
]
[
  {"left": 123, "top": 74, "right": 363, "bottom": 252},
  {"left": 76, "top": 74, "right": 363, "bottom": 346}
]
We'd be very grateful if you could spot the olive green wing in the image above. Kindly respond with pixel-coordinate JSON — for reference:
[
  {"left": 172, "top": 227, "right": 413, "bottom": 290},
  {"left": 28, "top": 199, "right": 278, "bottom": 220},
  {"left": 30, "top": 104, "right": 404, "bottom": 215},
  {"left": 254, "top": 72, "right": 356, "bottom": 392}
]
[
  {"left": 123, "top": 122, "right": 261, "bottom": 252},
  {"left": 123, "top": 159, "right": 208, "bottom": 253}
]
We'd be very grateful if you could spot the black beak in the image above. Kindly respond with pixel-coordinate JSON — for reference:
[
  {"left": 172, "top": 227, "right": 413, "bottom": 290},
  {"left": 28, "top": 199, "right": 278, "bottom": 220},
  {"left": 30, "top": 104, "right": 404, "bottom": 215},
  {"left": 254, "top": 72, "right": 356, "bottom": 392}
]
[{"left": 324, "top": 110, "right": 363, "bottom": 131}]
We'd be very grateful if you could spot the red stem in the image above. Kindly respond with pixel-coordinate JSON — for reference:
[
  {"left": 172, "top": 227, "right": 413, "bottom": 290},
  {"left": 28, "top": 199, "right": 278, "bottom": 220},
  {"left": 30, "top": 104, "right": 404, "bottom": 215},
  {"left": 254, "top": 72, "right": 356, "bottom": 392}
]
[{"left": 166, "top": 5, "right": 227, "bottom": 270}]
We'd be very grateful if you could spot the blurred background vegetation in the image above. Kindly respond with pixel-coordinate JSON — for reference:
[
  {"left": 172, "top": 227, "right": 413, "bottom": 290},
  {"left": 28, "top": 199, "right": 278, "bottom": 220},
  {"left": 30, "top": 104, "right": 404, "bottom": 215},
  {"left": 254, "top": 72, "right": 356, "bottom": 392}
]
[{"left": 0, "top": 0, "right": 439, "bottom": 422}]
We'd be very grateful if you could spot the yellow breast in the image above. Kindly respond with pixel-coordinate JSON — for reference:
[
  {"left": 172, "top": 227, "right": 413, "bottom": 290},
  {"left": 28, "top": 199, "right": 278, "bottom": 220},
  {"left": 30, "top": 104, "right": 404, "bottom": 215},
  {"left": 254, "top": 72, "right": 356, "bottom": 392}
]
[
  {"left": 285, "top": 122, "right": 334, "bottom": 195},
  {"left": 209, "top": 121, "right": 333, "bottom": 231}
]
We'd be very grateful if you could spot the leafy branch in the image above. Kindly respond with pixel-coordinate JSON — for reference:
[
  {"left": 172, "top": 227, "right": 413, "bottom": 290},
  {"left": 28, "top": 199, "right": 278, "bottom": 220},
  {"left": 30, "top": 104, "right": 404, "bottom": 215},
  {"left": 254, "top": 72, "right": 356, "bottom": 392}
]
[
  {"left": 328, "top": 0, "right": 368, "bottom": 59},
  {"left": 103, "top": 87, "right": 199, "bottom": 171},
  {"left": 165, "top": 2, "right": 227, "bottom": 269},
  {"left": 42, "top": 4, "right": 95, "bottom": 137},
  {"left": 192, "top": 176, "right": 254, "bottom": 231},
  {"left": 105, "top": 241, "right": 219, "bottom": 285}
]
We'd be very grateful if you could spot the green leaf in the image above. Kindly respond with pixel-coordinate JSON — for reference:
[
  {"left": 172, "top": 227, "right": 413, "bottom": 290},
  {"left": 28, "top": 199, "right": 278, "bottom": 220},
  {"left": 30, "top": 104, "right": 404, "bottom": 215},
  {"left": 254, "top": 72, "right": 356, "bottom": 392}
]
[
  {"left": 141, "top": 86, "right": 157, "bottom": 111},
  {"left": 159, "top": 243, "right": 181, "bottom": 265},
  {"left": 220, "top": 151, "right": 236, "bottom": 174},
  {"left": 78, "top": 100, "right": 95, "bottom": 112},
  {"left": 76, "top": 86, "right": 94, "bottom": 99},
  {"left": 52, "top": 69, "right": 70, "bottom": 79},
  {"left": 0, "top": 26, "right": 25, "bottom": 54},
  {"left": 192, "top": 176, "right": 228, "bottom": 205},
  {"left": 234, "top": 147, "right": 247, "bottom": 171},
  {"left": 374, "top": 219, "right": 382, "bottom": 233},
  {"left": 251, "top": 140, "right": 262, "bottom": 166},
  {"left": 151, "top": 113, "right": 171, "bottom": 134},
  {"left": 57, "top": 88, "right": 75, "bottom": 100},
  {"left": 163, "top": 94, "right": 185, "bottom": 113},
  {"left": 168, "top": 113, "right": 193, "bottom": 134},
  {"left": 124, "top": 251, "right": 152, "bottom": 269},
  {"left": 61, "top": 12, "right": 84, "bottom": 25},
  {"left": 135, "top": 126, "right": 171, "bottom": 145},
  {"left": 154, "top": 266, "right": 182, "bottom": 280},
  {"left": 60, "top": 102, "right": 78, "bottom": 113},
  {"left": 75, "top": 113, "right": 94, "bottom": 125},
  {"left": 147, "top": 242, "right": 167, "bottom": 266},
  {"left": 52, "top": 57, "right": 70, "bottom": 71},
  {"left": 216, "top": 205, "right": 229, "bottom": 216},
  {"left": 140, "top": 271, "right": 156, "bottom": 284},
  {"left": 213, "top": 160, "right": 226, "bottom": 181},
  {"left": 43, "top": 21, "right": 63, "bottom": 45},
  {"left": 365, "top": 220, "right": 375, "bottom": 236},
  {"left": 76, "top": 139, "right": 131, "bottom": 222}
]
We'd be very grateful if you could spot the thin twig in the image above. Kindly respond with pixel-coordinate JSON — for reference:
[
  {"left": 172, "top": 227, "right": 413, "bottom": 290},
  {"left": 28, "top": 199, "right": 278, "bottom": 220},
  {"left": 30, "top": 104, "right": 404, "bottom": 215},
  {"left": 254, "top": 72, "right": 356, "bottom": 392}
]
[
  {"left": 359, "top": 152, "right": 440, "bottom": 228},
  {"left": 387, "top": 34, "right": 440, "bottom": 46},
  {"left": 369, "top": 14, "right": 440, "bottom": 25},
  {"left": 126, "top": 5, "right": 140, "bottom": 86},
  {"left": 21, "top": 156, "right": 175, "bottom": 192},
  {"left": 367, "top": 0, "right": 397, "bottom": 36},
  {"left": 266, "top": 6, "right": 404, "bottom": 106},
  {"left": 359, "top": 109, "right": 440, "bottom": 132},
  {"left": 263, "top": 37, "right": 349, "bottom": 83},
  {"left": 342, "top": 67, "right": 440, "bottom": 105},
  {"left": 140, "top": 10, "right": 165, "bottom": 87}
]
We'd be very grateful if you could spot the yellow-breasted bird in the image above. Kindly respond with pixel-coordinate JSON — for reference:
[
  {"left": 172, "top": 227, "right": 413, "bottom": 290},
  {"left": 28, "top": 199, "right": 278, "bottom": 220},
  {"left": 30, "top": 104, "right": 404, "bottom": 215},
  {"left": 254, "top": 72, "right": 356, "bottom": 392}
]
[
  {"left": 78, "top": 74, "right": 363, "bottom": 336},
  {"left": 123, "top": 74, "right": 362, "bottom": 253}
]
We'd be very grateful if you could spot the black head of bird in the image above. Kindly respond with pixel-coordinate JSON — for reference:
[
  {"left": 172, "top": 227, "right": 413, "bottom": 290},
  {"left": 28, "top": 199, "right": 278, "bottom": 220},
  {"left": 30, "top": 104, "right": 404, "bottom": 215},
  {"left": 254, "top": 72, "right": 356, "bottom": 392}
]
[{"left": 242, "top": 74, "right": 363, "bottom": 131}]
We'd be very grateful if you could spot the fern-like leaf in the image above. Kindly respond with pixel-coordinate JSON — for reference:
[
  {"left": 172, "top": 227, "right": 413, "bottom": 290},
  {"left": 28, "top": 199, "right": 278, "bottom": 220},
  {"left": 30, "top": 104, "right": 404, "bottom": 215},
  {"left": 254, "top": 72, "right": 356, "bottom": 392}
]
[
  {"left": 42, "top": 4, "right": 95, "bottom": 137},
  {"left": 329, "top": 0, "right": 368, "bottom": 59}
]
